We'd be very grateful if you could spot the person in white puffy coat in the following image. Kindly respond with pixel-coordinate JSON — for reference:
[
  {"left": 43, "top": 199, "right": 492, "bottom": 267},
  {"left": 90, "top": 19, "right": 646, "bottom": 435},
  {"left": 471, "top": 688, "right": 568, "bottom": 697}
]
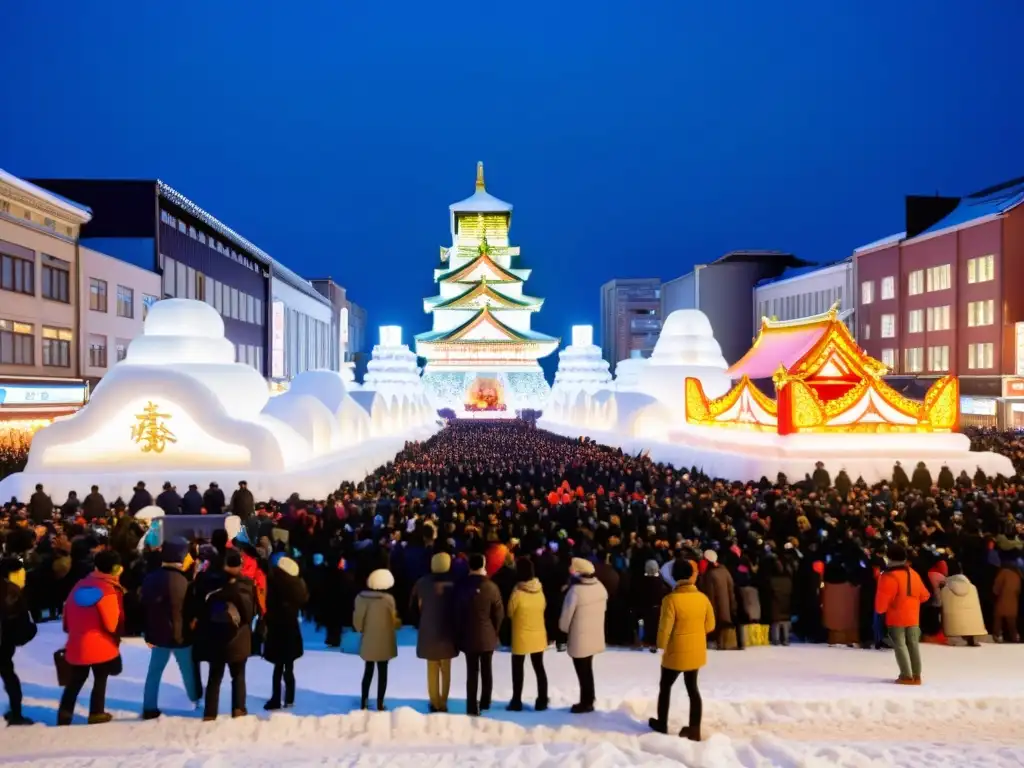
[
  {"left": 940, "top": 571, "right": 987, "bottom": 646},
  {"left": 559, "top": 558, "right": 608, "bottom": 714}
]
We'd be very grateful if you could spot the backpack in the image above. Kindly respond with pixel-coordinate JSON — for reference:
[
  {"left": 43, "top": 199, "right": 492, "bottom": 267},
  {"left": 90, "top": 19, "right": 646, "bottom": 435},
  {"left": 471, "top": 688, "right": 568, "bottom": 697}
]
[{"left": 205, "top": 588, "right": 242, "bottom": 644}]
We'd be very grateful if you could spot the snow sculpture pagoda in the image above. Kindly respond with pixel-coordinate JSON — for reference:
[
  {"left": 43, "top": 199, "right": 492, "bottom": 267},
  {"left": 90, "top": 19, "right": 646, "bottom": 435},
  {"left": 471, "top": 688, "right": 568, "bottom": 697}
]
[{"left": 416, "top": 162, "right": 559, "bottom": 416}]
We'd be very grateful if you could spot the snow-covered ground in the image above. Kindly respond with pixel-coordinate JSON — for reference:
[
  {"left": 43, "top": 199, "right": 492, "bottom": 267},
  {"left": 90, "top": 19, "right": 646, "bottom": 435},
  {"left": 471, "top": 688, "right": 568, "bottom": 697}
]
[{"left": 2, "top": 623, "right": 1024, "bottom": 767}]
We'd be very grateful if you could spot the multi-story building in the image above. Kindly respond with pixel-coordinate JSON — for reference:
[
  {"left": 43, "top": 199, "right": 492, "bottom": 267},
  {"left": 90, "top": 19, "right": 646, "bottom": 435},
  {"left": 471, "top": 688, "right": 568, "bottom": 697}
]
[
  {"left": 0, "top": 169, "right": 91, "bottom": 424},
  {"left": 346, "top": 300, "right": 367, "bottom": 364},
  {"left": 270, "top": 262, "right": 334, "bottom": 382},
  {"left": 753, "top": 259, "right": 855, "bottom": 334},
  {"left": 661, "top": 251, "right": 809, "bottom": 366},
  {"left": 79, "top": 246, "right": 161, "bottom": 386},
  {"left": 600, "top": 278, "right": 662, "bottom": 366},
  {"left": 30, "top": 179, "right": 272, "bottom": 375},
  {"left": 854, "top": 176, "right": 1024, "bottom": 428}
]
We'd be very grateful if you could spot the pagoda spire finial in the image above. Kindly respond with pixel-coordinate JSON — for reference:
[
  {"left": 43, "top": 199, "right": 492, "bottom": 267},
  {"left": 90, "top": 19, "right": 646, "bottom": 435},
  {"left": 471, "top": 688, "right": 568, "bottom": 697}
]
[{"left": 475, "top": 161, "right": 485, "bottom": 190}]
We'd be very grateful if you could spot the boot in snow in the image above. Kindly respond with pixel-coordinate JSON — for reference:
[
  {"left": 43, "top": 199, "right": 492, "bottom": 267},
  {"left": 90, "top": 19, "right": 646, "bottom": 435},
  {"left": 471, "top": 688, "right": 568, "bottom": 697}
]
[
  {"left": 648, "top": 718, "right": 668, "bottom": 734},
  {"left": 57, "top": 710, "right": 74, "bottom": 726},
  {"left": 141, "top": 709, "right": 161, "bottom": 721},
  {"left": 88, "top": 713, "right": 113, "bottom": 725},
  {"left": 679, "top": 726, "right": 701, "bottom": 741}
]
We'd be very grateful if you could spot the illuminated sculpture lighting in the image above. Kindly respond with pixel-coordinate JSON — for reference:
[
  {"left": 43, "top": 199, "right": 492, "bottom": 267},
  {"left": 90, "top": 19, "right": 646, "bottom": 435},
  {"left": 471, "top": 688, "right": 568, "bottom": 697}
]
[
  {"left": 0, "top": 300, "right": 439, "bottom": 502},
  {"left": 416, "top": 162, "right": 559, "bottom": 417},
  {"left": 539, "top": 306, "right": 1013, "bottom": 483}
]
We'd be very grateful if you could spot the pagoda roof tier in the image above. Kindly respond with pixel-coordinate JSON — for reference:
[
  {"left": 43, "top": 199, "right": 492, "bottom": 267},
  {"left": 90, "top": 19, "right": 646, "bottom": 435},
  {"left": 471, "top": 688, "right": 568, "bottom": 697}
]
[
  {"left": 450, "top": 162, "right": 513, "bottom": 213},
  {"left": 415, "top": 306, "right": 557, "bottom": 345},
  {"left": 436, "top": 251, "right": 523, "bottom": 284},
  {"left": 727, "top": 304, "right": 882, "bottom": 380},
  {"left": 426, "top": 282, "right": 543, "bottom": 312}
]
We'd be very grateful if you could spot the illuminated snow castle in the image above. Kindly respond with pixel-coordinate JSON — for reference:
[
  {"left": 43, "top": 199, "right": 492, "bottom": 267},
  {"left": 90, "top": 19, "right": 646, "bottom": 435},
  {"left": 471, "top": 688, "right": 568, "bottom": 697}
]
[
  {"left": 416, "top": 162, "right": 559, "bottom": 416},
  {"left": 0, "top": 300, "right": 438, "bottom": 502}
]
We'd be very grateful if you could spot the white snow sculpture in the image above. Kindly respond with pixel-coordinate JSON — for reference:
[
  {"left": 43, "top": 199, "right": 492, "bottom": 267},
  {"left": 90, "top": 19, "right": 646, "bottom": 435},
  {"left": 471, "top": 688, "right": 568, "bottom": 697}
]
[
  {"left": 614, "top": 350, "right": 648, "bottom": 392},
  {"left": 361, "top": 326, "right": 436, "bottom": 432},
  {"left": 637, "top": 309, "right": 732, "bottom": 408},
  {"left": 0, "top": 300, "right": 438, "bottom": 502}
]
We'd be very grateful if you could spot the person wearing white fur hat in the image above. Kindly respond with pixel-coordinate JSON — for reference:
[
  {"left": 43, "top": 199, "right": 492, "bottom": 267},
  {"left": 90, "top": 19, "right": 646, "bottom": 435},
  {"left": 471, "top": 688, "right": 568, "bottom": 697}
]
[
  {"left": 559, "top": 556, "right": 608, "bottom": 714},
  {"left": 353, "top": 568, "right": 400, "bottom": 711},
  {"left": 262, "top": 556, "right": 309, "bottom": 711}
]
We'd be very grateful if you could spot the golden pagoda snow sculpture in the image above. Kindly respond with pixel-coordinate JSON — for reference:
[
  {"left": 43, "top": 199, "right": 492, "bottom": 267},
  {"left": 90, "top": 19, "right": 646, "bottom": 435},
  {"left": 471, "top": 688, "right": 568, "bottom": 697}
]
[
  {"left": 416, "top": 162, "right": 559, "bottom": 415},
  {"left": 685, "top": 304, "right": 958, "bottom": 434}
]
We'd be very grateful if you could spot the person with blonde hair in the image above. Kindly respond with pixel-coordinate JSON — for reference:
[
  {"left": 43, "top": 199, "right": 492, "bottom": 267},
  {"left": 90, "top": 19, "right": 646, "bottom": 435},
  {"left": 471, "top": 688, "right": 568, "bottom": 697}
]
[
  {"left": 411, "top": 553, "right": 457, "bottom": 712},
  {"left": 354, "top": 568, "right": 400, "bottom": 711}
]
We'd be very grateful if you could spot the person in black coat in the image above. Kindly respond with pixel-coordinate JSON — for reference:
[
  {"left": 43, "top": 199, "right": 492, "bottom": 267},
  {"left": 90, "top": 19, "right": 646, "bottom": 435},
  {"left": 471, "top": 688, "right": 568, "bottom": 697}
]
[
  {"left": 634, "top": 560, "right": 670, "bottom": 650},
  {"left": 182, "top": 485, "right": 204, "bottom": 516},
  {"left": 140, "top": 537, "right": 200, "bottom": 718},
  {"left": 454, "top": 553, "right": 504, "bottom": 716},
  {"left": 156, "top": 483, "right": 182, "bottom": 516},
  {"left": 203, "top": 483, "right": 226, "bottom": 516},
  {"left": 82, "top": 486, "right": 108, "bottom": 521},
  {"left": 262, "top": 557, "right": 309, "bottom": 710},
  {"left": 128, "top": 482, "right": 153, "bottom": 516},
  {"left": 230, "top": 481, "right": 255, "bottom": 521},
  {"left": 191, "top": 550, "right": 256, "bottom": 720},
  {"left": 28, "top": 484, "right": 53, "bottom": 524},
  {"left": 60, "top": 491, "right": 81, "bottom": 519},
  {"left": 0, "top": 558, "right": 38, "bottom": 725}
]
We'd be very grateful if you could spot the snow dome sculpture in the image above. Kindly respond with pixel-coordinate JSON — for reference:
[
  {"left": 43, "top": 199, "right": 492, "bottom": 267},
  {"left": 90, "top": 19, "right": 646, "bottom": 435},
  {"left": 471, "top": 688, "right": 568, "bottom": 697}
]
[
  {"left": 637, "top": 309, "right": 732, "bottom": 407},
  {"left": 614, "top": 350, "right": 648, "bottom": 392},
  {"left": 0, "top": 300, "right": 437, "bottom": 502}
]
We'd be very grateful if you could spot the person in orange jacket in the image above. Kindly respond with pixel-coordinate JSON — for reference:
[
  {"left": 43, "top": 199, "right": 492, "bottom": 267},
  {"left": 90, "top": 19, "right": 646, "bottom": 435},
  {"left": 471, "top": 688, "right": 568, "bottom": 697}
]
[
  {"left": 58, "top": 550, "right": 125, "bottom": 725},
  {"left": 874, "top": 545, "right": 930, "bottom": 685}
]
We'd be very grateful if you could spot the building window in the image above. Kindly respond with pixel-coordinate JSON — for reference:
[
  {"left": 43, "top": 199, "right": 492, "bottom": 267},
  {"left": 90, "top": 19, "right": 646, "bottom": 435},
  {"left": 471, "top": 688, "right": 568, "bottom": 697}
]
[
  {"left": 881, "top": 348, "right": 896, "bottom": 370},
  {"left": 175, "top": 263, "right": 187, "bottom": 297},
  {"left": 968, "top": 342, "right": 994, "bottom": 370},
  {"left": 195, "top": 270, "right": 206, "bottom": 302},
  {"left": 908, "top": 309, "right": 924, "bottom": 333},
  {"left": 927, "top": 345, "right": 949, "bottom": 372},
  {"left": 0, "top": 319, "right": 33, "bottom": 365},
  {"left": 967, "top": 299, "right": 994, "bottom": 327},
  {"left": 905, "top": 347, "right": 924, "bottom": 373},
  {"left": 967, "top": 254, "right": 995, "bottom": 284},
  {"left": 115, "top": 338, "right": 130, "bottom": 361},
  {"left": 880, "top": 314, "right": 895, "bottom": 338},
  {"left": 88, "top": 334, "right": 107, "bottom": 368},
  {"left": 231, "top": 287, "right": 239, "bottom": 319},
  {"left": 178, "top": 219, "right": 186, "bottom": 234},
  {"left": 162, "top": 256, "right": 176, "bottom": 297},
  {"left": 142, "top": 294, "right": 158, "bottom": 319},
  {"left": 926, "top": 305, "right": 951, "bottom": 332},
  {"left": 862, "top": 323, "right": 871, "bottom": 340},
  {"left": 42, "top": 326, "right": 72, "bottom": 367},
  {"left": 255, "top": 297, "right": 262, "bottom": 325},
  {"left": 188, "top": 225, "right": 197, "bottom": 239},
  {"left": 198, "top": 232, "right": 206, "bottom": 245},
  {"left": 908, "top": 270, "right": 924, "bottom": 296},
  {"left": 41, "top": 257, "right": 71, "bottom": 303},
  {"left": 89, "top": 278, "right": 108, "bottom": 312},
  {"left": 861, "top": 280, "right": 874, "bottom": 305},
  {"left": 212, "top": 279, "right": 222, "bottom": 312},
  {"left": 116, "top": 285, "right": 134, "bottom": 318},
  {"left": 881, "top": 276, "right": 895, "bottom": 300},
  {"left": 0, "top": 251, "right": 34, "bottom": 295},
  {"left": 246, "top": 294, "right": 255, "bottom": 324},
  {"left": 926, "top": 264, "right": 951, "bottom": 292},
  {"left": 186, "top": 266, "right": 196, "bottom": 299}
]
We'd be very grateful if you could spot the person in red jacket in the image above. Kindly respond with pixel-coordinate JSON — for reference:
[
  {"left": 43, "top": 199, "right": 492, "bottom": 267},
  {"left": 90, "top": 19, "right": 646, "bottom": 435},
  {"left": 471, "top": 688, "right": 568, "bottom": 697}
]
[
  {"left": 874, "top": 545, "right": 930, "bottom": 685},
  {"left": 58, "top": 550, "right": 125, "bottom": 725}
]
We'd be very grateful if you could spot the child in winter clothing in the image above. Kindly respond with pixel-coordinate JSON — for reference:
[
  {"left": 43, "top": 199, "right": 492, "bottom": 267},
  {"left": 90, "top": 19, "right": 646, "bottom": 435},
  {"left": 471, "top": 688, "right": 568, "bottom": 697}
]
[{"left": 0, "top": 558, "right": 37, "bottom": 725}]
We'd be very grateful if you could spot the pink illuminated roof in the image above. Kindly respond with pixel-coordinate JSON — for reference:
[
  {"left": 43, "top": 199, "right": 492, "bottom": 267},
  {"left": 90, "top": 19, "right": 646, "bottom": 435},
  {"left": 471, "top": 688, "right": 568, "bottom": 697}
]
[{"left": 727, "top": 324, "right": 827, "bottom": 379}]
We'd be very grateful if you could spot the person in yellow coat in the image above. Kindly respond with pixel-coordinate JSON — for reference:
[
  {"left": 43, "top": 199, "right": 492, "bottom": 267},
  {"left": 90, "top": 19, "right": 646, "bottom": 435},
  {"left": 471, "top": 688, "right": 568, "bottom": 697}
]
[
  {"left": 649, "top": 559, "right": 715, "bottom": 741},
  {"left": 505, "top": 558, "right": 548, "bottom": 711}
]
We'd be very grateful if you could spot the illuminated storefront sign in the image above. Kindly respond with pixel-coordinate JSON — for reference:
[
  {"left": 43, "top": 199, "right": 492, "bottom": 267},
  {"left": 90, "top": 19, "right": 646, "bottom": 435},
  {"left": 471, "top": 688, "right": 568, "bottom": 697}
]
[
  {"left": 1003, "top": 378, "right": 1024, "bottom": 399},
  {"left": 0, "top": 383, "right": 87, "bottom": 407},
  {"left": 960, "top": 397, "right": 998, "bottom": 417},
  {"left": 271, "top": 301, "right": 285, "bottom": 379}
]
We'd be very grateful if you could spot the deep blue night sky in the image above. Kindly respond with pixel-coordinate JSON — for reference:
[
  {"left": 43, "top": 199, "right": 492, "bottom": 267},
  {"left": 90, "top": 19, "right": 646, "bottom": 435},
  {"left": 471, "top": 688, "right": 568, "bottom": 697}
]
[{"left": 2, "top": 1, "right": 1022, "bottom": 360}]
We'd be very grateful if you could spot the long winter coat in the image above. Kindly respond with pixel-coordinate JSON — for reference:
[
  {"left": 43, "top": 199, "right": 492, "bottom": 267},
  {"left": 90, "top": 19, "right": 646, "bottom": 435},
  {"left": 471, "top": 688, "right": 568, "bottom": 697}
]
[
  {"left": 82, "top": 491, "right": 108, "bottom": 520},
  {"left": 558, "top": 575, "right": 608, "bottom": 659},
  {"left": 28, "top": 490, "right": 53, "bottom": 524},
  {"left": 658, "top": 582, "right": 716, "bottom": 672},
  {"left": 455, "top": 574, "right": 504, "bottom": 654},
  {"left": 412, "top": 573, "right": 457, "bottom": 660},
  {"left": 140, "top": 565, "right": 191, "bottom": 648},
  {"left": 822, "top": 582, "right": 861, "bottom": 634},
  {"left": 182, "top": 489, "right": 204, "bottom": 516},
  {"left": 353, "top": 591, "right": 400, "bottom": 662},
  {"left": 263, "top": 569, "right": 309, "bottom": 664},
  {"left": 0, "top": 580, "right": 37, "bottom": 649},
  {"left": 701, "top": 565, "right": 737, "bottom": 626},
  {"left": 940, "top": 574, "right": 987, "bottom": 638},
  {"left": 507, "top": 578, "right": 547, "bottom": 656},
  {"left": 635, "top": 574, "right": 671, "bottom": 644},
  {"left": 769, "top": 575, "right": 794, "bottom": 623},
  {"left": 63, "top": 572, "right": 124, "bottom": 666},
  {"left": 993, "top": 566, "right": 1022, "bottom": 619},
  {"left": 231, "top": 488, "right": 255, "bottom": 521},
  {"left": 191, "top": 572, "right": 256, "bottom": 664}
]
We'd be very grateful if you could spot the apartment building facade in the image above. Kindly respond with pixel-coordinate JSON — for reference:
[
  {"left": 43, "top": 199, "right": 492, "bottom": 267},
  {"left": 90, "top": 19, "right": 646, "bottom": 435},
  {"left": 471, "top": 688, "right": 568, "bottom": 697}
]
[
  {"left": 599, "top": 278, "right": 662, "bottom": 366},
  {"left": 855, "top": 177, "right": 1024, "bottom": 427},
  {"left": 753, "top": 259, "right": 855, "bottom": 334}
]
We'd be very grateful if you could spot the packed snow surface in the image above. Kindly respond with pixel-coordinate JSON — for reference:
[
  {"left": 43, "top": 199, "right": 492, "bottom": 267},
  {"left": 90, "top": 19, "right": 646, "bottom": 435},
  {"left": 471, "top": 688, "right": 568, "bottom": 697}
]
[{"left": 2, "top": 624, "right": 1024, "bottom": 766}]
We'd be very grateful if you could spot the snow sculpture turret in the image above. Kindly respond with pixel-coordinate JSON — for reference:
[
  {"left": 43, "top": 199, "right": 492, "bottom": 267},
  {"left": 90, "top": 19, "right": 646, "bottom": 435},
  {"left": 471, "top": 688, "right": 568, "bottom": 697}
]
[
  {"left": 614, "top": 350, "right": 648, "bottom": 392},
  {"left": 360, "top": 326, "right": 435, "bottom": 431},
  {"left": 552, "top": 326, "right": 612, "bottom": 391},
  {"left": 638, "top": 309, "right": 732, "bottom": 409}
]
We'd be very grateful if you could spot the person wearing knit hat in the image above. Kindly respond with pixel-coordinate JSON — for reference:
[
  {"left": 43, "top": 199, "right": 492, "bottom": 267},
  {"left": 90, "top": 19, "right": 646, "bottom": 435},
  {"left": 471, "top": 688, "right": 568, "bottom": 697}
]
[
  {"left": 411, "top": 552, "right": 458, "bottom": 712},
  {"left": 638, "top": 559, "right": 671, "bottom": 652},
  {"left": 0, "top": 556, "right": 35, "bottom": 725},
  {"left": 506, "top": 557, "right": 548, "bottom": 711},
  {"left": 140, "top": 537, "right": 200, "bottom": 720},
  {"left": 702, "top": 548, "right": 738, "bottom": 651},
  {"left": 454, "top": 552, "right": 504, "bottom": 716},
  {"left": 559, "top": 553, "right": 608, "bottom": 713},
  {"left": 353, "top": 569, "right": 399, "bottom": 711},
  {"left": 262, "top": 556, "right": 309, "bottom": 711},
  {"left": 875, "top": 544, "right": 930, "bottom": 685}
]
